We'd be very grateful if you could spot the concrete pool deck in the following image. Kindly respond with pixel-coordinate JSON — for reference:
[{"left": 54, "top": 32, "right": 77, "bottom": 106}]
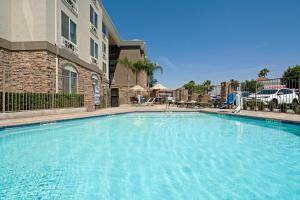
[{"left": 0, "top": 105, "right": 300, "bottom": 128}]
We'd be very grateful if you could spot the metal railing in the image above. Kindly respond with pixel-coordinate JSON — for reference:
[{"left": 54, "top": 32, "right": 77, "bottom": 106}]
[
  {"left": 240, "top": 78, "right": 300, "bottom": 114},
  {"left": 61, "top": 37, "right": 79, "bottom": 55},
  {"left": 0, "top": 69, "right": 85, "bottom": 113},
  {"left": 90, "top": 23, "right": 98, "bottom": 37},
  {"left": 62, "top": 0, "right": 79, "bottom": 16},
  {"left": 90, "top": 56, "right": 98, "bottom": 65},
  {"left": 209, "top": 77, "right": 300, "bottom": 114}
]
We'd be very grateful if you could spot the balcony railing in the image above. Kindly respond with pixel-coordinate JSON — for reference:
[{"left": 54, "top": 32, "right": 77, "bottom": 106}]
[
  {"left": 91, "top": 0, "right": 99, "bottom": 9},
  {"left": 90, "top": 56, "right": 98, "bottom": 65},
  {"left": 62, "top": 0, "right": 78, "bottom": 16},
  {"left": 90, "top": 23, "right": 98, "bottom": 37},
  {"left": 102, "top": 33, "right": 108, "bottom": 41},
  {"left": 102, "top": 53, "right": 107, "bottom": 60},
  {"left": 61, "top": 37, "right": 79, "bottom": 55}
]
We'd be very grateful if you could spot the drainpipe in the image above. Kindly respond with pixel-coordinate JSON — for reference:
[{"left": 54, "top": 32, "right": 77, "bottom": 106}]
[{"left": 54, "top": 0, "right": 59, "bottom": 93}]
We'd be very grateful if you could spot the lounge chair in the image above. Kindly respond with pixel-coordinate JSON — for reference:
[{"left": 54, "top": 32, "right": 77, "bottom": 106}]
[{"left": 138, "top": 97, "right": 156, "bottom": 106}]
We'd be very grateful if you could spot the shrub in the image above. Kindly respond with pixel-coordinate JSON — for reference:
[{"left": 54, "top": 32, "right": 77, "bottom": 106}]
[
  {"left": 267, "top": 101, "right": 274, "bottom": 112},
  {"left": 257, "top": 102, "right": 265, "bottom": 111},
  {"left": 280, "top": 103, "right": 288, "bottom": 113},
  {"left": 0, "top": 92, "right": 84, "bottom": 112},
  {"left": 243, "top": 101, "right": 248, "bottom": 110}
]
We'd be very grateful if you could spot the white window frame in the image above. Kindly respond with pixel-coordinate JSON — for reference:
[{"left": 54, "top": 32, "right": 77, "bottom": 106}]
[
  {"left": 63, "top": 66, "right": 78, "bottom": 94},
  {"left": 61, "top": 11, "right": 77, "bottom": 44}
]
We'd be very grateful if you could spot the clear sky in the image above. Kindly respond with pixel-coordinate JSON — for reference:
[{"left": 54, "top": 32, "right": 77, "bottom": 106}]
[{"left": 103, "top": 0, "right": 300, "bottom": 89}]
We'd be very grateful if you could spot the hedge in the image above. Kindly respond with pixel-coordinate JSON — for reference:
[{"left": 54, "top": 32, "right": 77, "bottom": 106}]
[{"left": 0, "top": 92, "right": 84, "bottom": 112}]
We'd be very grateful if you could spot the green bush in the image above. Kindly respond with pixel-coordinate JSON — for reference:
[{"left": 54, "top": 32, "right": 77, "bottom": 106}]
[
  {"left": 243, "top": 101, "right": 249, "bottom": 110},
  {"left": 248, "top": 102, "right": 255, "bottom": 110},
  {"left": 267, "top": 101, "right": 274, "bottom": 112},
  {"left": 0, "top": 92, "right": 84, "bottom": 112},
  {"left": 257, "top": 102, "right": 265, "bottom": 111},
  {"left": 280, "top": 103, "right": 288, "bottom": 113}
]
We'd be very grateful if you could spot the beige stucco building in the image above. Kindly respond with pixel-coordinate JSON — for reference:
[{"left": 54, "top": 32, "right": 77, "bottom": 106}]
[{"left": 0, "top": 0, "right": 147, "bottom": 111}]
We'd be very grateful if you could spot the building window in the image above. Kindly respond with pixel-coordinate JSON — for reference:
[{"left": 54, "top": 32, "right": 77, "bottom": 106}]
[
  {"left": 102, "top": 22, "right": 107, "bottom": 35},
  {"left": 90, "top": 38, "right": 99, "bottom": 59},
  {"left": 61, "top": 11, "right": 77, "bottom": 44},
  {"left": 103, "top": 62, "right": 107, "bottom": 74},
  {"left": 102, "top": 42, "right": 107, "bottom": 55},
  {"left": 62, "top": 65, "right": 78, "bottom": 94},
  {"left": 90, "top": 5, "right": 98, "bottom": 29}
]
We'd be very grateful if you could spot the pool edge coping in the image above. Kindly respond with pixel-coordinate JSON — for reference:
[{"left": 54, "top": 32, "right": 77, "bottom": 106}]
[{"left": 0, "top": 109, "right": 300, "bottom": 130}]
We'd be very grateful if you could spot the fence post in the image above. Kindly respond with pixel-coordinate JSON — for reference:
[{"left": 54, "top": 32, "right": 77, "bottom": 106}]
[
  {"left": 2, "top": 69, "right": 5, "bottom": 113},
  {"left": 52, "top": 73, "right": 55, "bottom": 110},
  {"left": 298, "top": 77, "right": 300, "bottom": 114}
]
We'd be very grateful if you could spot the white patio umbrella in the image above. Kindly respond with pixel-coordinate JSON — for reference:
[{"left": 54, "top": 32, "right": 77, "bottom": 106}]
[
  {"left": 130, "top": 85, "right": 146, "bottom": 104},
  {"left": 130, "top": 85, "right": 146, "bottom": 92},
  {"left": 150, "top": 84, "right": 168, "bottom": 90}
]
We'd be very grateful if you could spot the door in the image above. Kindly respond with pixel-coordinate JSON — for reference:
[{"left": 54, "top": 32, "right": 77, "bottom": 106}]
[{"left": 111, "top": 88, "right": 119, "bottom": 107}]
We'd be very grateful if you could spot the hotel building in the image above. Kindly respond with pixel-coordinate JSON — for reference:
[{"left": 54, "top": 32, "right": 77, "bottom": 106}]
[{"left": 0, "top": 0, "right": 147, "bottom": 111}]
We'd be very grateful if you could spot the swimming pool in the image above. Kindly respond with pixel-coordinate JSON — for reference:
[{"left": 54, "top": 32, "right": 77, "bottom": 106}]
[{"left": 0, "top": 112, "right": 299, "bottom": 199}]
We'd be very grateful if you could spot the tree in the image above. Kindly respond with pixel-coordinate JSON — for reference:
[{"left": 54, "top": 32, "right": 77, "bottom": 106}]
[
  {"left": 282, "top": 65, "right": 300, "bottom": 88},
  {"left": 144, "top": 60, "right": 163, "bottom": 89},
  {"left": 118, "top": 57, "right": 135, "bottom": 103},
  {"left": 133, "top": 60, "right": 147, "bottom": 85},
  {"left": 202, "top": 80, "right": 213, "bottom": 94},
  {"left": 230, "top": 79, "right": 240, "bottom": 91},
  {"left": 258, "top": 68, "right": 270, "bottom": 78},
  {"left": 183, "top": 81, "right": 196, "bottom": 93},
  {"left": 183, "top": 81, "right": 207, "bottom": 96},
  {"left": 241, "top": 80, "right": 262, "bottom": 93}
]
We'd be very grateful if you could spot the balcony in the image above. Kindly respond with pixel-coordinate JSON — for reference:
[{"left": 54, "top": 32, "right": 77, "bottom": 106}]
[
  {"left": 102, "top": 53, "right": 107, "bottom": 60},
  {"left": 102, "top": 33, "right": 108, "bottom": 42},
  {"left": 91, "top": 0, "right": 99, "bottom": 9},
  {"left": 61, "top": 37, "right": 79, "bottom": 55},
  {"left": 62, "top": 0, "right": 78, "bottom": 16},
  {"left": 90, "top": 56, "right": 98, "bottom": 65},
  {"left": 90, "top": 23, "right": 98, "bottom": 37}
]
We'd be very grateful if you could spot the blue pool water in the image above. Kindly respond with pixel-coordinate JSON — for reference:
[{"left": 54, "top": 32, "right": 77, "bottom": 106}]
[{"left": 0, "top": 112, "right": 300, "bottom": 200}]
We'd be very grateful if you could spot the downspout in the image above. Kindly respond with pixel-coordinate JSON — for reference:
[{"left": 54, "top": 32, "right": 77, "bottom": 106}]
[{"left": 54, "top": 0, "right": 59, "bottom": 93}]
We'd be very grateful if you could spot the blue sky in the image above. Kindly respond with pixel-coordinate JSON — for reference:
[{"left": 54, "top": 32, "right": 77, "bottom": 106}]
[{"left": 103, "top": 0, "right": 300, "bottom": 89}]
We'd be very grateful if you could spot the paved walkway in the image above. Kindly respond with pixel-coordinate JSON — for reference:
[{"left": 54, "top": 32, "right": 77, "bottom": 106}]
[{"left": 0, "top": 105, "right": 300, "bottom": 128}]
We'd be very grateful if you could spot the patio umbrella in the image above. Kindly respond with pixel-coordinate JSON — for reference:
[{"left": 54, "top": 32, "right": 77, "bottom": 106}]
[
  {"left": 130, "top": 85, "right": 146, "bottom": 92},
  {"left": 150, "top": 84, "right": 168, "bottom": 90}
]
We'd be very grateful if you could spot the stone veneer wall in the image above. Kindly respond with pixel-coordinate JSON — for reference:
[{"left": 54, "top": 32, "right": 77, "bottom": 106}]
[
  {"left": 0, "top": 48, "right": 11, "bottom": 90},
  {"left": 0, "top": 47, "right": 108, "bottom": 111}
]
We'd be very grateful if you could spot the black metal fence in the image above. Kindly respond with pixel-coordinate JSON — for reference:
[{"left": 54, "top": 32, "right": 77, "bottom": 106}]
[
  {"left": 0, "top": 69, "right": 85, "bottom": 113},
  {"left": 210, "top": 77, "right": 300, "bottom": 114}
]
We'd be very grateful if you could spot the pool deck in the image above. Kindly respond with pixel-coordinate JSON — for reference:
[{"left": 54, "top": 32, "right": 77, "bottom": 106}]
[{"left": 0, "top": 105, "right": 300, "bottom": 128}]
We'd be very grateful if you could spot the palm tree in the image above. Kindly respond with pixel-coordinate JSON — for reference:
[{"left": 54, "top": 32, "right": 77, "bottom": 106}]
[
  {"left": 118, "top": 57, "right": 135, "bottom": 103},
  {"left": 202, "top": 80, "right": 213, "bottom": 94},
  {"left": 258, "top": 68, "right": 270, "bottom": 78},
  {"left": 133, "top": 60, "right": 147, "bottom": 85},
  {"left": 184, "top": 80, "right": 196, "bottom": 95},
  {"left": 230, "top": 79, "right": 240, "bottom": 91},
  {"left": 144, "top": 60, "right": 163, "bottom": 90}
]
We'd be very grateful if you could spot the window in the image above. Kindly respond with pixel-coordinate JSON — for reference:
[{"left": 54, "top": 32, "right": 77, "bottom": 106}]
[
  {"left": 61, "top": 11, "right": 69, "bottom": 40},
  {"left": 70, "top": 20, "right": 77, "bottom": 44},
  {"left": 90, "top": 38, "right": 99, "bottom": 59},
  {"left": 62, "top": 65, "right": 78, "bottom": 94},
  {"left": 102, "top": 22, "right": 107, "bottom": 35},
  {"left": 279, "top": 89, "right": 293, "bottom": 94},
  {"left": 90, "top": 5, "right": 98, "bottom": 29},
  {"left": 102, "top": 42, "right": 107, "bottom": 54},
  {"left": 61, "top": 11, "right": 77, "bottom": 44},
  {"left": 103, "top": 62, "right": 107, "bottom": 73}
]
